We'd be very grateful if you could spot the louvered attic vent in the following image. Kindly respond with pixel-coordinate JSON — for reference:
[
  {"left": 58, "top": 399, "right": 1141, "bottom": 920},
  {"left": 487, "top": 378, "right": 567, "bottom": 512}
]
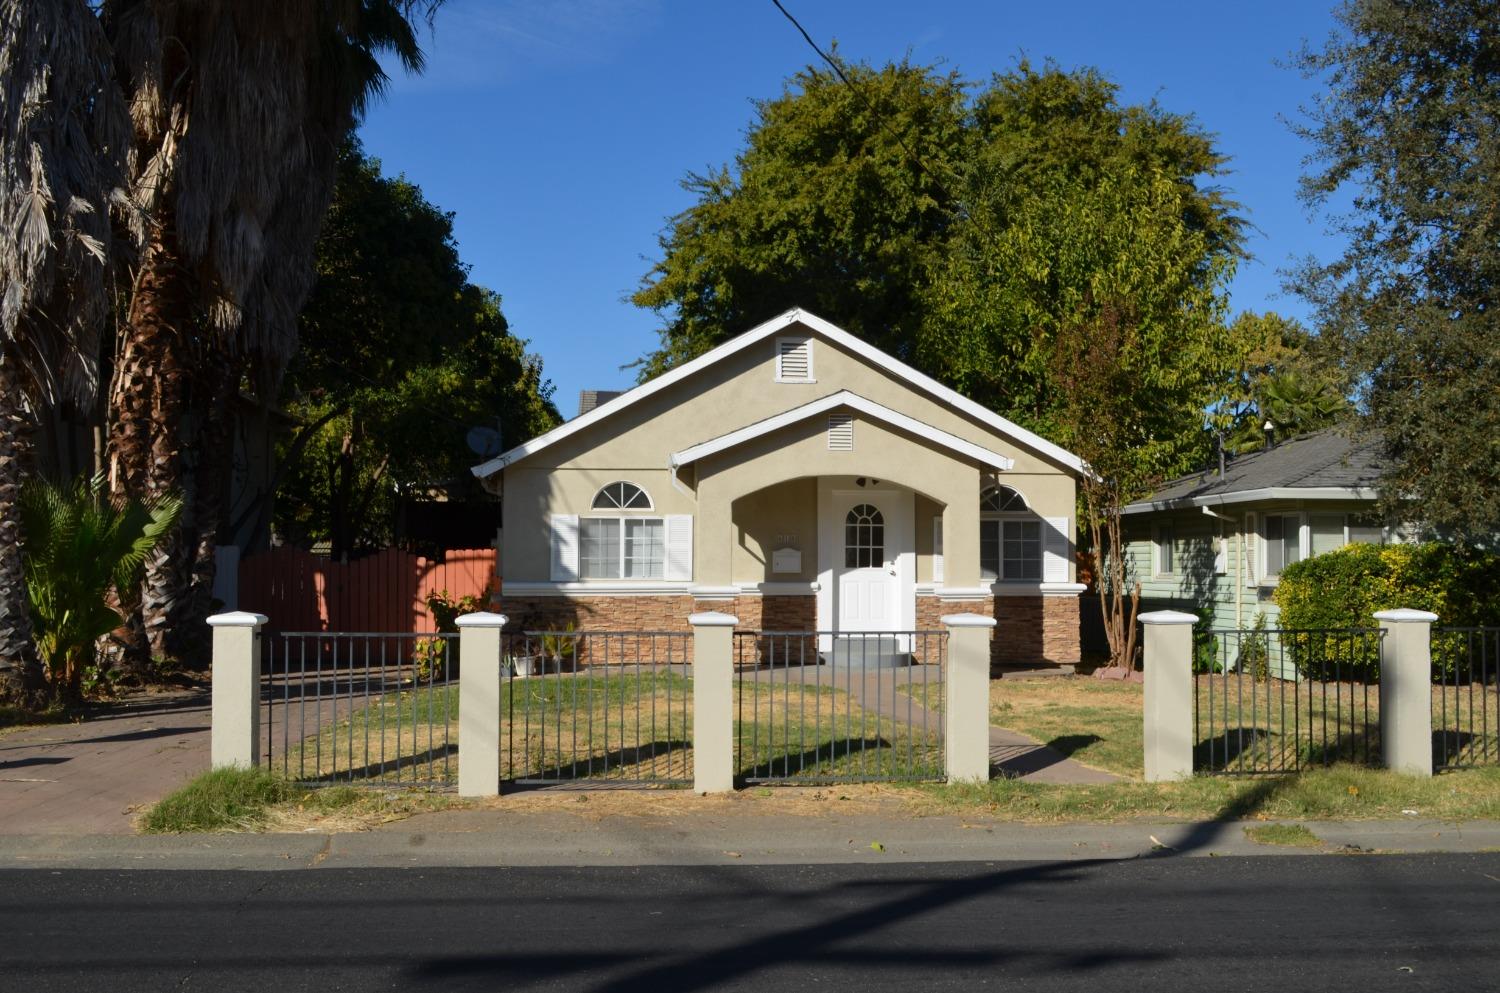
[
  {"left": 776, "top": 337, "right": 813, "bottom": 381},
  {"left": 827, "top": 414, "right": 854, "bottom": 451}
]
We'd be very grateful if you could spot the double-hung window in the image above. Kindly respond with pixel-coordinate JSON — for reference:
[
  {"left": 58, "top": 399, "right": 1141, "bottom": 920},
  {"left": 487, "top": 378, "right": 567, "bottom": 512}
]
[
  {"left": 581, "top": 483, "right": 664, "bottom": 580},
  {"left": 980, "top": 486, "right": 1042, "bottom": 582}
]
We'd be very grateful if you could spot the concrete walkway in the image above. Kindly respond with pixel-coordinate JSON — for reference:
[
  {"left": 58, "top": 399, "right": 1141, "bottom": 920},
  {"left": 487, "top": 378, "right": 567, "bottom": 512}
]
[{"left": 0, "top": 690, "right": 210, "bottom": 835}]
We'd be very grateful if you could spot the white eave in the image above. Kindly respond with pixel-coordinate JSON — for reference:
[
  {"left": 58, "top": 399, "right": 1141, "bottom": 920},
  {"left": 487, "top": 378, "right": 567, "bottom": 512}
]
[
  {"left": 1121, "top": 486, "right": 1379, "bottom": 516},
  {"left": 668, "top": 390, "right": 1016, "bottom": 473},
  {"left": 470, "top": 307, "right": 1083, "bottom": 478}
]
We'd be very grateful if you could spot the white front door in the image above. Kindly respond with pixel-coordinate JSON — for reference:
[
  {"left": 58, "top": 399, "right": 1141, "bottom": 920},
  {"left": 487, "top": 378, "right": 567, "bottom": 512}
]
[{"left": 836, "top": 495, "right": 900, "bottom": 633}]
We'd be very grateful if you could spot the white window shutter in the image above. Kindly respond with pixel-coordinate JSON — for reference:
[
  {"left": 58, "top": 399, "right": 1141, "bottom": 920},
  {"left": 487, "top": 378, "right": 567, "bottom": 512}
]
[
  {"left": 664, "top": 514, "right": 693, "bottom": 581},
  {"left": 1243, "top": 513, "right": 1258, "bottom": 587},
  {"left": 1043, "top": 516, "right": 1071, "bottom": 583},
  {"left": 827, "top": 414, "right": 853, "bottom": 451},
  {"left": 931, "top": 516, "right": 944, "bottom": 583},
  {"left": 550, "top": 514, "right": 579, "bottom": 581}
]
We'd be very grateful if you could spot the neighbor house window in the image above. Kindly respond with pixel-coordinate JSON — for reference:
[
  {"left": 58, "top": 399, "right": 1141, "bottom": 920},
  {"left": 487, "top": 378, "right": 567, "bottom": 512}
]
[
  {"left": 1263, "top": 513, "right": 1302, "bottom": 578},
  {"left": 581, "top": 482, "right": 663, "bottom": 579},
  {"left": 980, "top": 485, "right": 1042, "bottom": 581},
  {"left": 1154, "top": 523, "right": 1175, "bottom": 576}
]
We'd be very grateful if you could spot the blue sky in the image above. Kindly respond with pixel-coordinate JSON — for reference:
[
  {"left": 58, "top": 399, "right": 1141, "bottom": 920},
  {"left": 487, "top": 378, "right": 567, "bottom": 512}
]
[{"left": 358, "top": 0, "right": 1345, "bottom": 418}]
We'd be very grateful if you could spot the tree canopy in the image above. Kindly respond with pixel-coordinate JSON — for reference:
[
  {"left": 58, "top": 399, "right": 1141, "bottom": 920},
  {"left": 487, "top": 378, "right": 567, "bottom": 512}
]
[
  {"left": 274, "top": 141, "right": 558, "bottom": 557},
  {"left": 1293, "top": 0, "right": 1500, "bottom": 539},
  {"left": 634, "top": 58, "right": 1245, "bottom": 478}
]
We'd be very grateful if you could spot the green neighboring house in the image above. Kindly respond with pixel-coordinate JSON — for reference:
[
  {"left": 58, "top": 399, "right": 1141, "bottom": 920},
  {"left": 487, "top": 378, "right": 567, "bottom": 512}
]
[{"left": 1119, "top": 429, "right": 1398, "bottom": 633}]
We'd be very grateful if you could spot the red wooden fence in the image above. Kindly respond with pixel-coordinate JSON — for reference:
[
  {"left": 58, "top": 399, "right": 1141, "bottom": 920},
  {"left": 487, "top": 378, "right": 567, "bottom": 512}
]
[{"left": 238, "top": 547, "right": 498, "bottom": 634}]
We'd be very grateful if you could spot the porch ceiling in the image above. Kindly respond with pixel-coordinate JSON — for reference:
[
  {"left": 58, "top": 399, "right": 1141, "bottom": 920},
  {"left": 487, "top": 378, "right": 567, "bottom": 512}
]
[{"left": 667, "top": 390, "right": 1015, "bottom": 474}]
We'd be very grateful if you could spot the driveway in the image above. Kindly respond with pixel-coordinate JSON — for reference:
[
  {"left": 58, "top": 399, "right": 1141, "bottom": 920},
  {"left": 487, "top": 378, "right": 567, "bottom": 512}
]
[{"left": 0, "top": 690, "right": 210, "bottom": 834}]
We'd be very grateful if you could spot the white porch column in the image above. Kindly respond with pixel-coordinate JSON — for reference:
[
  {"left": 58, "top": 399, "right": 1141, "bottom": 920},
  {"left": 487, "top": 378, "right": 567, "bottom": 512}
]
[
  {"left": 208, "top": 611, "right": 267, "bottom": 770},
  {"left": 689, "top": 611, "right": 737, "bottom": 794},
  {"left": 457, "top": 612, "right": 507, "bottom": 797},
  {"left": 1376, "top": 608, "right": 1437, "bottom": 778},
  {"left": 1140, "top": 610, "right": 1196, "bottom": 782},
  {"left": 942, "top": 612, "right": 996, "bottom": 783}
]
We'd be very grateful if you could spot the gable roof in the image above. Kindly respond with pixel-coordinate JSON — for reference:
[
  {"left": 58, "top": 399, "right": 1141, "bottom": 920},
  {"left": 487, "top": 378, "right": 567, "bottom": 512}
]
[
  {"left": 668, "top": 390, "right": 1017, "bottom": 473},
  {"left": 470, "top": 308, "right": 1083, "bottom": 478},
  {"left": 1122, "top": 428, "right": 1383, "bottom": 515}
]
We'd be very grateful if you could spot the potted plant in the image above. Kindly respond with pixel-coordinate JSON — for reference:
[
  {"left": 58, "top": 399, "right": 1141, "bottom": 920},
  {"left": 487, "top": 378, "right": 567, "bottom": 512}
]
[{"left": 541, "top": 623, "right": 580, "bottom": 672}]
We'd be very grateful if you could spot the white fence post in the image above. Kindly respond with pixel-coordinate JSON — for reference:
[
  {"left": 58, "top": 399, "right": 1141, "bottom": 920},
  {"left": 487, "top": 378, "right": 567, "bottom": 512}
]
[
  {"left": 457, "top": 612, "right": 507, "bottom": 798},
  {"left": 1140, "top": 610, "right": 1196, "bottom": 782},
  {"left": 1375, "top": 608, "right": 1437, "bottom": 778},
  {"left": 941, "top": 613, "right": 996, "bottom": 783},
  {"left": 689, "top": 612, "right": 737, "bottom": 794},
  {"left": 208, "top": 611, "right": 267, "bottom": 770}
]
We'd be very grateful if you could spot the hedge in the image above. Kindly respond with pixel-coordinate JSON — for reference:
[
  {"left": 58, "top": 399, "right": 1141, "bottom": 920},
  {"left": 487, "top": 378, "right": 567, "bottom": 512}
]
[{"left": 1274, "top": 542, "right": 1500, "bottom": 680}]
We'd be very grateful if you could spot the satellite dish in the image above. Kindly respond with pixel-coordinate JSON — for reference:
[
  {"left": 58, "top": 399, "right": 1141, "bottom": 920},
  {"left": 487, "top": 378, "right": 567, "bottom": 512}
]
[{"left": 466, "top": 426, "right": 503, "bottom": 458}]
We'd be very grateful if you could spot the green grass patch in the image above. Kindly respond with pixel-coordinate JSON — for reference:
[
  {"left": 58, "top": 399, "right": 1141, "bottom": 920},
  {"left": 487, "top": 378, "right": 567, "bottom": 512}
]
[
  {"left": 919, "top": 764, "right": 1500, "bottom": 823},
  {"left": 140, "top": 766, "right": 299, "bottom": 833},
  {"left": 1245, "top": 823, "right": 1322, "bottom": 847},
  {"left": 0, "top": 702, "right": 68, "bottom": 738}
]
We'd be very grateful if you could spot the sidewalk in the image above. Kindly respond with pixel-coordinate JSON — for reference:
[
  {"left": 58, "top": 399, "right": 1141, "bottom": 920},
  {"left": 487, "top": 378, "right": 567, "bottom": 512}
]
[
  {"left": 0, "top": 690, "right": 210, "bottom": 835},
  {"left": 2, "top": 812, "right": 1497, "bottom": 870}
]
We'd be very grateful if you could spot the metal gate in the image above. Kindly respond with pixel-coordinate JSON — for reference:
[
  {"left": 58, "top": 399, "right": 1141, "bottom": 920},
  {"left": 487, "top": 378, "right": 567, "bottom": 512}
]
[
  {"left": 500, "top": 631, "right": 693, "bottom": 786},
  {"left": 732, "top": 631, "right": 947, "bottom": 783}
]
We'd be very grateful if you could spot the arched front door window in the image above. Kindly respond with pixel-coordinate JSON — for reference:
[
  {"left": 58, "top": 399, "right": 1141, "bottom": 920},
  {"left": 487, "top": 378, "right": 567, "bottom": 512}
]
[{"left": 845, "top": 504, "right": 885, "bottom": 569}]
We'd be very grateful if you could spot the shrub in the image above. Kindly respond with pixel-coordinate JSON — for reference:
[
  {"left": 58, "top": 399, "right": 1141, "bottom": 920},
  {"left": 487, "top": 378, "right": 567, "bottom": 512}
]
[{"left": 1275, "top": 542, "right": 1500, "bottom": 680}]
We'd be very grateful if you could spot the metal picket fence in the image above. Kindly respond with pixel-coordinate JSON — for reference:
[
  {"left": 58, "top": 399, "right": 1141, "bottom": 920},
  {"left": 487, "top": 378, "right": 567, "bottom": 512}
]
[
  {"left": 731, "top": 631, "right": 947, "bottom": 784},
  {"left": 500, "top": 631, "right": 693, "bottom": 786},
  {"left": 260, "top": 631, "right": 458, "bottom": 786},
  {"left": 1194, "top": 627, "right": 1384, "bottom": 774},
  {"left": 1432, "top": 627, "right": 1500, "bottom": 770}
]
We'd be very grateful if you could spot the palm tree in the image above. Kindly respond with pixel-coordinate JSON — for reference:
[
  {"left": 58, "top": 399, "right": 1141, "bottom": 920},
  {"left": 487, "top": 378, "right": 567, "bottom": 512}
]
[
  {"left": 99, "top": 0, "right": 440, "bottom": 664},
  {"left": 0, "top": 0, "right": 129, "bottom": 702}
]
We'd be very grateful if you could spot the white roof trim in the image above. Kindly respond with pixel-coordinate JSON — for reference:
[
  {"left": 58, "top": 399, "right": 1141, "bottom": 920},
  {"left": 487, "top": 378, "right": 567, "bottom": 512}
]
[
  {"left": 471, "top": 307, "right": 1082, "bottom": 478},
  {"left": 1122, "top": 486, "right": 1379, "bottom": 516},
  {"left": 669, "top": 391, "right": 1015, "bottom": 472}
]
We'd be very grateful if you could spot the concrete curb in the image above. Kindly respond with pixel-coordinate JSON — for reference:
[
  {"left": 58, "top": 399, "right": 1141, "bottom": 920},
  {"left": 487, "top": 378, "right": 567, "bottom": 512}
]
[{"left": 3, "top": 817, "right": 1498, "bottom": 870}]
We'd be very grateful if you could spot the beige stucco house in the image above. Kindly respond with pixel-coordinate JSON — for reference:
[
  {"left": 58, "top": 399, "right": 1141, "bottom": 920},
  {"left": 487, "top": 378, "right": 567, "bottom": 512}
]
[{"left": 471, "top": 309, "right": 1087, "bottom": 667}]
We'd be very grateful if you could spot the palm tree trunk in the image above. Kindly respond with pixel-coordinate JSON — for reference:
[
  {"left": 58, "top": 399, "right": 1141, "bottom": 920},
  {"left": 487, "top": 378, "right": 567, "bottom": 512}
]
[
  {"left": 107, "top": 223, "right": 196, "bottom": 671},
  {"left": 0, "top": 361, "right": 45, "bottom": 704}
]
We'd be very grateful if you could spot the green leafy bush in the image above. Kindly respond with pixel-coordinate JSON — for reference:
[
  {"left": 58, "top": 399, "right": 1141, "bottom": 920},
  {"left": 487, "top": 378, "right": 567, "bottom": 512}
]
[
  {"left": 1275, "top": 542, "right": 1500, "bottom": 680},
  {"left": 20, "top": 475, "right": 181, "bottom": 703}
]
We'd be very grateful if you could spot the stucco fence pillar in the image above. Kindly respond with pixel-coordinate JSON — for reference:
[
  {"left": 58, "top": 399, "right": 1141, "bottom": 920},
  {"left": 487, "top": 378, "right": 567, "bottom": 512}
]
[
  {"left": 208, "top": 611, "right": 268, "bottom": 770},
  {"left": 1376, "top": 609, "right": 1437, "bottom": 778},
  {"left": 942, "top": 613, "right": 996, "bottom": 783},
  {"left": 457, "top": 612, "right": 507, "bottom": 797},
  {"left": 1140, "top": 610, "right": 1196, "bottom": 782},
  {"left": 689, "top": 611, "right": 738, "bottom": 794}
]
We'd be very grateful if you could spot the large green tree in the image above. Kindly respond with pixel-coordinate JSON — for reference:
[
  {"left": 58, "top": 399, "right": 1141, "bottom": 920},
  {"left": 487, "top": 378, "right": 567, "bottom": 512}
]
[
  {"left": 635, "top": 59, "right": 1244, "bottom": 480},
  {"left": 1215, "top": 311, "right": 1348, "bottom": 455},
  {"left": 633, "top": 58, "right": 970, "bottom": 375},
  {"left": 1293, "top": 0, "right": 1500, "bottom": 539},
  {"left": 271, "top": 145, "right": 557, "bottom": 557}
]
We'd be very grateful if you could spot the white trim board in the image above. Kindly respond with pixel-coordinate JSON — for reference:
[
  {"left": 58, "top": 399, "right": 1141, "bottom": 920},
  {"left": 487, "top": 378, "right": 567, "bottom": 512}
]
[
  {"left": 471, "top": 308, "right": 1083, "bottom": 478},
  {"left": 1122, "top": 486, "right": 1379, "bottom": 516},
  {"left": 668, "top": 390, "right": 1015, "bottom": 473}
]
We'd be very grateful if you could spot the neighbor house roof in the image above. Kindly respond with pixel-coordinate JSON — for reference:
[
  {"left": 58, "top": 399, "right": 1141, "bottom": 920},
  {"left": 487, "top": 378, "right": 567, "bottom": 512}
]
[
  {"left": 668, "top": 390, "right": 1017, "bottom": 473},
  {"left": 1122, "top": 428, "right": 1383, "bottom": 515},
  {"left": 470, "top": 308, "right": 1084, "bottom": 478}
]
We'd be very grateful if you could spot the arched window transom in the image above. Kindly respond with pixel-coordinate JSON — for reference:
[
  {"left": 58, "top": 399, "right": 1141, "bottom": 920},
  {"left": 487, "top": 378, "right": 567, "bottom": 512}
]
[
  {"left": 981, "top": 485, "right": 1029, "bottom": 513},
  {"left": 844, "top": 504, "right": 885, "bottom": 569},
  {"left": 592, "top": 481, "right": 652, "bottom": 511}
]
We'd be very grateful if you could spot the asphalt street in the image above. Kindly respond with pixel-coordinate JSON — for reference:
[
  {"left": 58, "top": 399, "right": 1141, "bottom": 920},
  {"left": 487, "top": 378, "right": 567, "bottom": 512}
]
[{"left": 4, "top": 853, "right": 1497, "bottom": 992}]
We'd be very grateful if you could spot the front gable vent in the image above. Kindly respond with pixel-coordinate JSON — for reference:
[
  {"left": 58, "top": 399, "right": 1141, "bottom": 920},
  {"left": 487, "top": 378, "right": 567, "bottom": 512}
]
[
  {"left": 827, "top": 414, "right": 854, "bottom": 451},
  {"left": 776, "top": 337, "right": 813, "bottom": 382}
]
